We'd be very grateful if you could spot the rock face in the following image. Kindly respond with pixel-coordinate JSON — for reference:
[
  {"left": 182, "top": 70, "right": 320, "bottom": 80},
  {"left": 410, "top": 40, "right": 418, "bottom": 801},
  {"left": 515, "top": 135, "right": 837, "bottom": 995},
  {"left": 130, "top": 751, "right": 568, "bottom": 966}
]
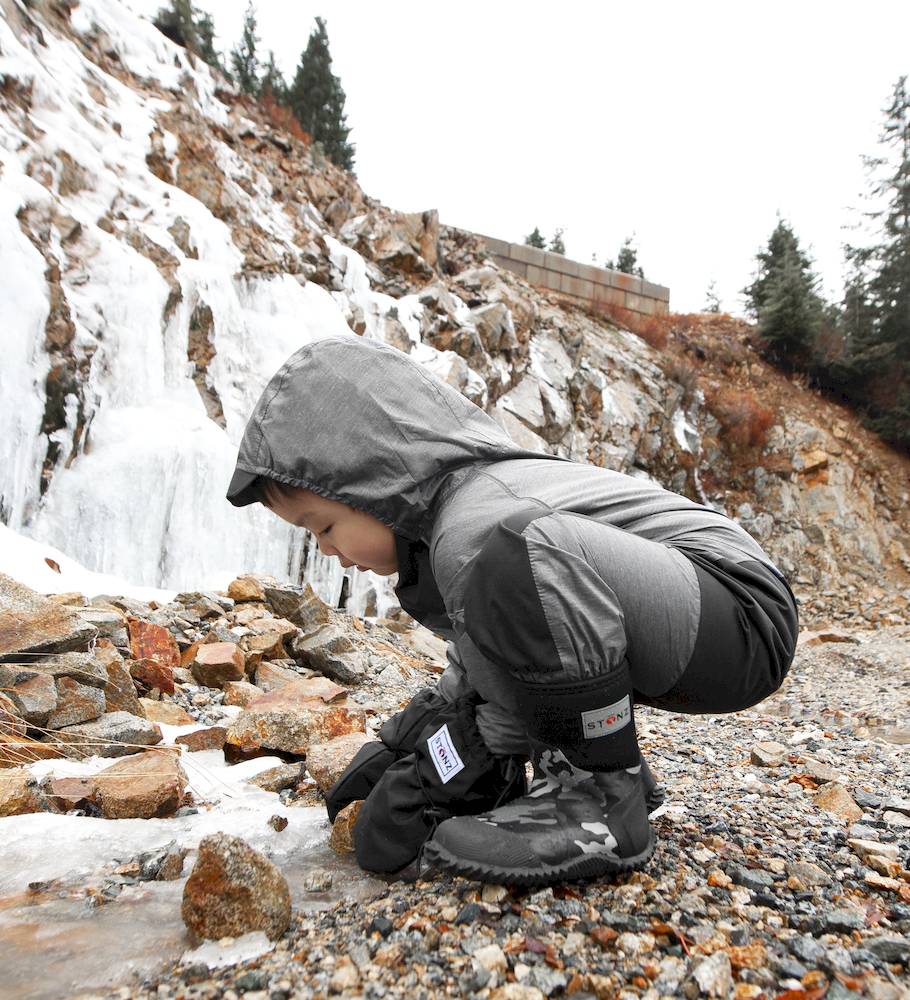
[
  {"left": 224, "top": 678, "right": 365, "bottom": 756},
  {"left": 181, "top": 833, "right": 291, "bottom": 942},
  {"left": 0, "top": 574, "right": 97, "bottom": 658},
  {"left": 95, "top": 749, "right": 187, "bottom": 819}
]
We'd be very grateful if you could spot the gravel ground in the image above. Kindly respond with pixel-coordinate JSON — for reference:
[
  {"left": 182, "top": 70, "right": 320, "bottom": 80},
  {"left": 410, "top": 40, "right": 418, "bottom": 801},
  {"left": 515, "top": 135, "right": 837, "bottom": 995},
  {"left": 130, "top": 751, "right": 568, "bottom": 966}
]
[{"left": 80, "top": 627, "right": 910, "bottom": 1000}]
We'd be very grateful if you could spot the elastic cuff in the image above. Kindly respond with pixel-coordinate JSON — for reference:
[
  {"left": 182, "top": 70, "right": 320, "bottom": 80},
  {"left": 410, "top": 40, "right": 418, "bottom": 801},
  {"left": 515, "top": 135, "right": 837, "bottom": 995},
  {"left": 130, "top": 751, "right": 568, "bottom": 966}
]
[{"left": 513, "top": 662, "right": 640, "bottom": 771}]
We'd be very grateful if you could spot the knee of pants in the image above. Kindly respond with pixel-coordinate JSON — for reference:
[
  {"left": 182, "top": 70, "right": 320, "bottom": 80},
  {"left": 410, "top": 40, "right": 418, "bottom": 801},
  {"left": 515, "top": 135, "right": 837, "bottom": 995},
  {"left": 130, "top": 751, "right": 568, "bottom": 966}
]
[{"left": 462, "top": 508, "right": 562, "bottom": 674}]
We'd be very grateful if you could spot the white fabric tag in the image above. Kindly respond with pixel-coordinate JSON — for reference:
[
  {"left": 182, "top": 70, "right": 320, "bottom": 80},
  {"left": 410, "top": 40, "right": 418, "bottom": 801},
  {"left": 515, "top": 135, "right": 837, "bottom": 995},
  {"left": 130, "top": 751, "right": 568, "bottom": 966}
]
[
  {"left": 581, "top": 694, "right": 632, "bottom": 739},
  {"left": 426, "top": 723, "right": 465, "bottom": 784}
]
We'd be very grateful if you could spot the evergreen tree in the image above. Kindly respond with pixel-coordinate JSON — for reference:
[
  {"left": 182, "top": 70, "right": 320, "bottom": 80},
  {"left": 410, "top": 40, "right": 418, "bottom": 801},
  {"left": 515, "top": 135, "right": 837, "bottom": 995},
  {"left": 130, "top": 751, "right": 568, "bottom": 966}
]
[
  {"left": 524, "top": 226, "right": 546, "bottom": 249},
  {"left": 230, "top": 1, "right": 260, "bottom": 96},
  {"left": 548, "top": 227, "right": 566, "bottom": 255},
  {"left": 742, "top": 218, "right": 813, "bottom": 318},
  {"left": 153, "top": 1, "right": 222, "bottom": 72},
  {"left": 194, "top": 11, "right": 221, "bottom": 70},
  {"left": 606, "top": 236, "right": 644, "bottom": 278},
  {"left": 259, "top": 50, "right": 287, "bottom": 102},
  {"left": 288, "top": 17, "right": 355, "bottom": 171}
]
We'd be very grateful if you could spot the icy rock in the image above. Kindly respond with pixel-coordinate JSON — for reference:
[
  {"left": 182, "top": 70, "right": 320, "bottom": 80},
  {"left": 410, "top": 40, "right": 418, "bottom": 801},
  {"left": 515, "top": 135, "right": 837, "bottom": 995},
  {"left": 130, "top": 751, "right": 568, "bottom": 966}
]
[
  {"left": 182, "top": 832, "right": 291, "bottom": 942},
  {"left": 305, "top": 732, "right": 372, "bottom": 792},
  {"left": 329, "top": 801, "right": 362, "bottom": 854},
  {"left": 225, "top": 678, "right": 365, "bottom": 756},
  {"left": 175, "top": 726, "right": 227, "bottom": 752},
  {"left": 247, "top": 762, "right": 306, "bottom": 793},
  {"left": 52, "top": 710, "right": 163, "bottom": 759},
  {"left": 0, "top": 769, "right": 47, "bottom": 817},
  {"left": 223, "top": 680, "right": 263, "bottom": 707},
  {"left": 0, "top": 572, "right": 97, "bottom": 657},
  {"left": 814, "top": 782, "right": 863, "bottom": 823},
  {"left": 180, "top": 931, "right": 275, "bottom": 970},
  {"left": 190, "top": 642, "right": 245, "bottom": 688},
  {"left": 0, "top": 692, "right": 26, "bottom": 738},
  {"left": 129, "top": 657, "right": 176, "bottom": 695},
  {"left": 127, "top": 618, "right": 180, "bottom": 669},
  {"left": 139, "top": 698, "right": 195, "bottom": 725},
  {"left": 255, "top": 659, "right": 304, "bottom": 692},
  {"left": 95, "top": 641, "right": 144, "bottom": 717},
  {"left": 291, "top": 624, "right": 368, "bottom": 685},
  {"left": 750, "top": 741, "right": 787, "bottom": 766},
  {"left": 45, "top": 675, "right": 106, "bottom": 729},
  {"left": 95, "top": 748, "right": 188, "bottom": 819}
]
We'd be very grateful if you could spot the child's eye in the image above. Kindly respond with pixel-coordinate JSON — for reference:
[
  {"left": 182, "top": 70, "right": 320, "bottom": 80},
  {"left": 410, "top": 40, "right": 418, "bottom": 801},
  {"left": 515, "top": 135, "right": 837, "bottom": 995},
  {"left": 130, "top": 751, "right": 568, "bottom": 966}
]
[{"left": 320, "top": 525, "right": 332, "bottom": 536}]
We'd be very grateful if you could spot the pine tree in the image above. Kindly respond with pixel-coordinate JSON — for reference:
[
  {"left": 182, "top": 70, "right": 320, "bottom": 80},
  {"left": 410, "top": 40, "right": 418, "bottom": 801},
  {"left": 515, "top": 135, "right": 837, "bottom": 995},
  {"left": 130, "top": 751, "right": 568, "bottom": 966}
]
[
  {"left": 742, "top": 218, "right": 814, "bottom": 318},
  {"left": 524, "top": 226, "right": 546, "bottom": 249},
  {"left": 288, "top": 17, "right": 355, "bottom": 171},
  {"left": 194, "top": 11, "right": 221, "bottom": 71},
  {"left": 548, "top": 227, "right": 566, "bottom": 255},
  {"left": 704, "top": 280, "right": 721, "bottom": 313},
  {"left": 606, "top": 236, "right": 644, "bottom": 278},
  {"left": 230, "top": 1, "right": 260, "bottom": 96},
  {"left": 153, "top": 1, "right": 222, "bottom": 72},
  {"left": 259, "top": 50, "right": 286, "bottom": 102}
]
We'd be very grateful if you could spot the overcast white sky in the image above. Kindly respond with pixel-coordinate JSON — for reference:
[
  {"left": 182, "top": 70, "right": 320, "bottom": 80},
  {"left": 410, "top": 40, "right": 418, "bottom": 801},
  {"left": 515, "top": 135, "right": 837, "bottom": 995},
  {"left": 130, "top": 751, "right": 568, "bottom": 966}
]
[{"left": 129, "top": 0, "right": 910, "bottom": 315}]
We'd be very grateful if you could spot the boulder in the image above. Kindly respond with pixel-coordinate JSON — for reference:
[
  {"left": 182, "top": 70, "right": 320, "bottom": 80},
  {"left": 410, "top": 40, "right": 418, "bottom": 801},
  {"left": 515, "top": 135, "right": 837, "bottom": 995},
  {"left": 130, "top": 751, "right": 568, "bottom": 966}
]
[
  {"left": 223, "top": 680, "right": 263, "bottom": 707},
  {"left": 52, "top": 711, "right": 163, "bottom": 759},
  {"left": 0, "top": 769, "right": 47, "bottom": 816},
  {"left": 329, "top": 801, "right": 362, "bottom": 854},
  {"left": 306, "top": 732, "right": 373, "bottom": 793},
  {"left": 45, "top": 676, "right": 106, "bottom": 729},
  {"left": 139, "top": 699, "right": 195, "bottom": 725},
  {"left": 247, "top": 762, "right": 306, "bottom": 793},
  {"left": 175, "top": 726, "right": 227, "bottom": 752},
  {"left": 263, "top": 583, "right": 333, "bottom": 631},
  {"left": 0, "top": 692, "right": 26, "bottom": 738},
  {"left": 0, "top": 652, "right": 107, "bottom": 690},
  {"left": 190, "top": 642, "right": 245, "bottom": 688},
  {"left": 181, "top": 833, "right": 291, "bottom": 942},
  {"left": 129, "top": 657, "right": 175, "bottom": 695},
  {"left": 95, "top": 748, "right": 187, "bottom": 819},
  {"left": 290, "top": 624, "right": 368, "bottom": 685},
  {"left": 0, "top": 572, "right": 97, "bottom": 657},
  {"left": 74, "top": 607, "right": 129, "bottom": 648},
  {"left": 2, "top": 671, "right": 57, "bottom": 726},
  {"left": 127, "top": 617, "right": 180, "bottom": 669},
  {"left": 225, "top": 678, "right": 364, "bottom": 756},
  {"left": 44, "top": 775, "right": 99, "bottom": 812},
  {"left": 95, "top": 641, "right": 144, "bottom": 717}
]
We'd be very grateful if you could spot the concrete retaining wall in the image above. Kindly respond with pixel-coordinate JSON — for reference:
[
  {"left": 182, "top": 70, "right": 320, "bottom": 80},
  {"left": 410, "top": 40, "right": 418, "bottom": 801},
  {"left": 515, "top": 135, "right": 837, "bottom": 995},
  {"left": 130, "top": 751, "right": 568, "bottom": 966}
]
[{"left": 476, "top": 234, "right": 670, "bottom": 317}]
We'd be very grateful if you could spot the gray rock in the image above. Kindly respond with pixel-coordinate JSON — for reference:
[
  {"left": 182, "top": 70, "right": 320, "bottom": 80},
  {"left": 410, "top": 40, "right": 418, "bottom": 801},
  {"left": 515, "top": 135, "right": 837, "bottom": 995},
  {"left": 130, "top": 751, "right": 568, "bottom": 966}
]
[
  {"left": 291, "top": 624, "right": 367, "bottom": 685},
  {"left": 52, "top": 711, "right": 163, "bottom": 759},
  {"left": 823, "top": 909, "right": 867, "bottom": 934},
  {"left": 0, "top": 573, "right": 97, "bottom": 658},
  {"left": 728, "top": 863, "right": 776, "bottom": 892},
  {"left": 0, "top": 652, "right": 108, "bottom": 690},
  {"left": 789, "top": 935, "right": 826, "bottom": 965},
  {"left": 864, "top": 936, "right": 910, "bottom": 962}
]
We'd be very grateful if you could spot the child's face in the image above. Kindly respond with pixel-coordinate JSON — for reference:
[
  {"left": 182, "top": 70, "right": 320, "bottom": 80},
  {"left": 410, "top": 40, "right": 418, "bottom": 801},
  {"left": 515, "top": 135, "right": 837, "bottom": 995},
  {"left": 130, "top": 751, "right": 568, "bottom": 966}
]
[{"left": 265, "top": 487, "right": 398, "bottom": 577}]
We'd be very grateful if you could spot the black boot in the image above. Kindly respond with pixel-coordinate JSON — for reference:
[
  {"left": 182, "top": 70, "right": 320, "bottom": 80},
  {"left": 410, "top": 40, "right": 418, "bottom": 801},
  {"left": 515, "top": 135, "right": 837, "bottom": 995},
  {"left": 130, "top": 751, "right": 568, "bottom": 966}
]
[
  {"left": 640, "top": 755, "right": 666, "bottom": 814},
  {"left": 423, "top": 738, "right": 655, "bottom": 887}
]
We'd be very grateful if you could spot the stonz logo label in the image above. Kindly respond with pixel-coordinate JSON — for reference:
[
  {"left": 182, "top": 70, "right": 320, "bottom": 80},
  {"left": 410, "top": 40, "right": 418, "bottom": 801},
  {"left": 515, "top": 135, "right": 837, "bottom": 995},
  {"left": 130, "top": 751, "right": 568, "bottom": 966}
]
[
  {"left": 581, "top": 695, "right": 632, "bottom": 739},
  {"left": 427, "top": 723, "right": 465, "bottom": 784}
]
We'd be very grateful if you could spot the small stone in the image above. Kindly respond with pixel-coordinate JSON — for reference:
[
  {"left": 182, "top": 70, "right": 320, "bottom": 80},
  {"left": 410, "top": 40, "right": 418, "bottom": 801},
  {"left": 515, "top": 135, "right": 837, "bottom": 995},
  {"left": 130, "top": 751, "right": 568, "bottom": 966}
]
[
  {"left": 489, "top": 985, "right": 545, "bottom": 1000},
  {"left": 728, "top": 942, "right": 766, "bottom": 970},
  {"left": 790, "top": 935, "right": 825, "bottom": 965},
  {"left": 849, "top": 838, "right": 898, "bottom": 862},
  {"left": 853, "top": 789, "right": 883, "bottom": 809},
  {"left": 482, "top": 883, "right": 508, "bottom": 904},
  {"left": 268, "top": 814, "right": 288, "bottom": 832},
  {"left": 222, "top": 680, "right": 263, "bottom": 707},
  {"left": 814, "top": 782, "right": 863, "bottom": 823},
  {"left": 882, "top": 811, "right": 910, "bottom": 828},
  {"left": 128, "top": 618, "right": 179, "bottom": 669},
  {"left": 822, "top": 909, "right": 866, "bottom": 934},
  {"left": 707, "top": 869, "right": 733, "bottom": 889},
  {"left": 329, "top": 801, "right": 361, "bottom": 854},
  {"left": 751, "top": 741, "right": 787, "bottom": 766},
  {"left": 191, "top": 643, "right": 245, "bottom": 688},
  {"left": 728, "top": 863, "right": 775, "bottom": 892},
  {"left": 864, "top": 936, "right": 910, "bottom": 962},
  {"left": 455, "top": 902, "right": 482, "bottom": 925},
  {"left": 474, "top": 943, "right": 507, "bottom": 973},
  {"left": 328, "top": 959, "right": 360, "bottom": 992},
  {"left": 787, "top": 861, "right": 832, "bottom": 887},
  {"left": 129, "top": 657, "right": 175, "bottom": 696},
  {"left": 801, "top": 758, "right": 842, "bottom": 783},
  {"left": 247, "top": 763, "right": 305, "bottom": 793},
  {"left": 175, "top": 727, "right": 227, "bottom": 752},
  {"left": 140, "top": 699, "right": 195, "bottom": 725},
  {"left": 691, "top": 951, "right": 733, "bottom": 997},
  {"left": 367, "top": 915, "right": 394, "bottom": 937},
  {"left": 181, "top": 832, "right": 291, "bottom": 942},
  {"left": 227, "top": 576, "right": 268, "bottom": 603}
]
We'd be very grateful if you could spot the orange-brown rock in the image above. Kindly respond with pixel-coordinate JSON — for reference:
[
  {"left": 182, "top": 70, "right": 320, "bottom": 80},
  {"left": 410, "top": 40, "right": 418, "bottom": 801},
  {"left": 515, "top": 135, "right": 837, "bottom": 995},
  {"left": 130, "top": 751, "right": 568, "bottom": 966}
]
[
  {"left": 175, "top": 726, "right": 227, "bottom": 752},
  {"left": 0, "top": 692, "right": 26, "bottom": 738},
  {"left": 0, "top": 572, "right": 97, "bottom": 658},
  {"left": 223, "top": 680, "right": 263, "bottom": 707},
  {"left": 181, "top": 832, "right": 291, "bottom": 942},
  {"left": 129, "top": 657, "right": 175, "bottom": 695},
  {"left": 139, "top": 698, "right": 195, "bottom": 725},
  {"left": 95, "top": 748, "right": 187, "bottom": 819},
  {"left": 243, "top": 632, "right": 288, "bottom": 661},
  {"left": 254, "top": 659, "right": 300, "bottom": 692},
  {"left": 45, "top": 774, "right": 98, "bottom": 812},
  {"left": 191, "top": 642, "right": 245, "bottom": 688},
  {"left": 0, "top": 733, "right": 66, "bottom": 768},
  {"left": 329, "top": 801, "right": 362, "bottom": 854},
  {"left": 306, "top": 732, "right": 373, "bottom": 793},
  {"left": 95, "top": 640, "right": 144, "bottom": 717},
  {"left": 814, "top": 782, "right": 863, "bottom": 823},
  {"left": 45, "top": 676, "right": 106, "bottom": 729},
  {"left": 0, "top": 768, "right": 47, "bottom": 816},
  {"left": 128, "top": 617, "right": 180, "bottom": 669},
  {"left": 2, "top": 671, "right": 57, "bottom": 726},
  {"left": 227, "top": 575, "right": 271, "bottom": 603},
  {"left": 224, "top": 678, "right": 364, "bottom": 756}
]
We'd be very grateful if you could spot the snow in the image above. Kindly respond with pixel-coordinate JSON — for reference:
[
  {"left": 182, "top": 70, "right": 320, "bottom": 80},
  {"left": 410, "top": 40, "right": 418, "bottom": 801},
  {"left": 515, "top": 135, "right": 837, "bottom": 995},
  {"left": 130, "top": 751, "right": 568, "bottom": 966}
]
[
  {"left": 180, "top": 932, "right": 275, "bottom": 970},
  {"left": 672, "top": 407, "right": 699, "bottom": 453}
]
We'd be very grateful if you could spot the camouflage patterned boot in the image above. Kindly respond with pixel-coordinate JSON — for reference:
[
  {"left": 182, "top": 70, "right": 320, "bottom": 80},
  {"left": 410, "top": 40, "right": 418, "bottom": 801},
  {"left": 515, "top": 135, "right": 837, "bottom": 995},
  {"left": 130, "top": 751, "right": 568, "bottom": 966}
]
[{"left": 423, "top": 738, "right": 656, "bottom": 887}]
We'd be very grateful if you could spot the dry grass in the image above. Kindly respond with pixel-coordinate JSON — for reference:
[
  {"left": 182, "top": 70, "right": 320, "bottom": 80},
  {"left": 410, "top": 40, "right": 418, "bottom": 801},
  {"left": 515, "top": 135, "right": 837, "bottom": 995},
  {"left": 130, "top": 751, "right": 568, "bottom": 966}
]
[
  {"left": 704, "top": 385, "right": 777, "bottom": 451},
  {"left": 259, "top": 92, "right": 311, "bottom": 147}
]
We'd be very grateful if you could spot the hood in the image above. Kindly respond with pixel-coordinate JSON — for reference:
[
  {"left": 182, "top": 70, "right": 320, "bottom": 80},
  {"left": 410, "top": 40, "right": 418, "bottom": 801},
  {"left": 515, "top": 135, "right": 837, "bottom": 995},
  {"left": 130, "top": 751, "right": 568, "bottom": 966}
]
[{"left": 226, "top": 334, "right": 568, "bottom": 541}]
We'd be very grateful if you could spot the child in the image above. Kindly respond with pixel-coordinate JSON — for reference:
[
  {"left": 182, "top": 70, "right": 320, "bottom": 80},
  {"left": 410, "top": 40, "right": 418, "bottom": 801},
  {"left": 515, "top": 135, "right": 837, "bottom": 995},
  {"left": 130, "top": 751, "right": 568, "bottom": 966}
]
[{"left": 227, "top": 334, "right": 799, "bottom": 887}]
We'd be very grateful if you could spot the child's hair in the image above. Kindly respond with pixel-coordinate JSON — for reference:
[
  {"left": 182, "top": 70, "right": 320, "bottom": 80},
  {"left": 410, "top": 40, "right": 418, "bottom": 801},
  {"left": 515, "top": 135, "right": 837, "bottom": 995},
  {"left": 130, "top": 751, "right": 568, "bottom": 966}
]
[{"left": 259, "top": 477, "right": 302, "bottom": 509}]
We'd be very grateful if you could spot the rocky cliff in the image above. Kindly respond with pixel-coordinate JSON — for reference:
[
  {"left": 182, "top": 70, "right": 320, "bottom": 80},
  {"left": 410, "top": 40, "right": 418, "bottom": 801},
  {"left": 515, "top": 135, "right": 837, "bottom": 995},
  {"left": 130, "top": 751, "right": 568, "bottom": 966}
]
[{"left": 2, "top": 0, "right": 909, "bottom": 623}]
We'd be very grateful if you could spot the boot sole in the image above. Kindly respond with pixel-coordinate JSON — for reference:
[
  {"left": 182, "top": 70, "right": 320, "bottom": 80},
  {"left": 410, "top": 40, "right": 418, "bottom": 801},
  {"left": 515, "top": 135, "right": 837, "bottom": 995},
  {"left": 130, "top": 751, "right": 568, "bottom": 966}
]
[{"left": 422, "top": 828, "right": 657, "bottom": 888}]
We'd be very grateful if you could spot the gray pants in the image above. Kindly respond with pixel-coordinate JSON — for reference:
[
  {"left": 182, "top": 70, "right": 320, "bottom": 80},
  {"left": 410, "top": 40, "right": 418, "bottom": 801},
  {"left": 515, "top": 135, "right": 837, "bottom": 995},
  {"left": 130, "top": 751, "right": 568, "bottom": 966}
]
[{"left": 441, "top": 510, "right": 799, "bottom": 757}]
